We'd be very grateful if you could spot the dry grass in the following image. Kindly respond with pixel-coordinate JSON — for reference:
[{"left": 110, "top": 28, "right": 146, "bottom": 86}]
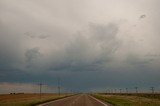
[
  {"left": 0, "top": 93, "right": 70, "bottom": 106},
  {"left": 93, "top": 94, "right": 160, "bottom": 106}
]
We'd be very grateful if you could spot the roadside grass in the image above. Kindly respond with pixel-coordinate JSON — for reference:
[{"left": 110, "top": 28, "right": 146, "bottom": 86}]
[
  {"left": 92, "top": 94, "right": 160, "bottom": 106},
  {"left": 138, "top": 94, "right": 160, "bottom": 100},
  {"left": 0, "top": 93, "right": 71, "bottom": 106},
  {"left": 102, "top": 93, "right": 160, "bottom": 100}
]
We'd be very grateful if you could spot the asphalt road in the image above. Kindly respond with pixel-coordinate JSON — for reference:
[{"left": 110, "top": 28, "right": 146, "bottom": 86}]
[{"left": 38, "top": 94, "right": 109, "bottom": 106}]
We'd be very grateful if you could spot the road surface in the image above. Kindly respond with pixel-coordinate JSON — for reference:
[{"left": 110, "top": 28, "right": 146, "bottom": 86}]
[{"left": 38, "top": 94, "right": 109, "bottom": 106}]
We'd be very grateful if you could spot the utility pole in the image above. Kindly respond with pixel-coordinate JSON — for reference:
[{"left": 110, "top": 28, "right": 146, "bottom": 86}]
[
  {"left": 38, "top": 83, "right": 43, "bottom": 99},
  {"left": 58, "top": 78, "right": 60, "bottom": 96},
  {"left": 150, "top": 87, "right": 155, "bottom": 105},
  {"left": 114, "top": 89, "right": 117, "bottom": 94},
  {"left": 135, "top": 87, "right": 138, "bottom": 93},
  {"left": 150, "top": 87, "right": 155, "bottom": 94},
  {"left": 126, "top": 88, "right": 128, "bottom": 94},
  {"left": 119, "top": 89, "right": 122, "bottom": 93}
]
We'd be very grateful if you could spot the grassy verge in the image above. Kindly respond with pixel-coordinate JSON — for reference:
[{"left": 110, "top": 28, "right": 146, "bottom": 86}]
[
  {"left": 92, "top": 94, "right": 160, "bottom": 106},
  {"left": 0, "top": 93, "right": 72, "bottom": 106},
  {"left": 99, "top": 93, "right": 160, "bottom": 100}
]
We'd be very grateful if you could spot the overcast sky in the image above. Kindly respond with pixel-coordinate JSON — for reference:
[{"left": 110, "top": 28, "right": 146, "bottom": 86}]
[{"left": 0, "top": 0, "right": 160, "bottom": 93}]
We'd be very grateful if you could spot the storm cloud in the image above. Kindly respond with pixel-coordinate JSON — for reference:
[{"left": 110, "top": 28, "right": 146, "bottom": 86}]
[{"left": 0, "top": 0, "right": 160, "bottom": 93}]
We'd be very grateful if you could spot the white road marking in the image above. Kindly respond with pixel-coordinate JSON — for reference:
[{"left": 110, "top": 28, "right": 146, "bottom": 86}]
[
  {"left": 70, "top": 94, "right": 83, "bottom": 106},
  {"left": 89, "top": 95, "right": 108, "bottom": 106},
  {"left": 38, "top": 95, "right": 76, "bottom": 106}
]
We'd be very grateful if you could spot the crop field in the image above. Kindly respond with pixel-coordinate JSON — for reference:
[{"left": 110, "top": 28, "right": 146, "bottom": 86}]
[
  {"left": 0, "top": 93, "right": 70, "bottom": 106},
  {"left": 93, "top": 93, "right": 160, "bottom": 106}
]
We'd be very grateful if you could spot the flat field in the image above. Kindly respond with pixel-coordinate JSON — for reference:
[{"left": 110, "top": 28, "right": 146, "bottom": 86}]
[
  {"left": 93, "top": 93, "right": 160, "bottom": 106},
  {"left": 0, "top": 93, "right": 69, "bottom": 106}
]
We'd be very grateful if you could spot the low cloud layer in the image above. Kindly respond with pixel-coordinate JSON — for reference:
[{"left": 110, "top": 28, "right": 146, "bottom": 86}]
[{"left": 0, "top": 0, "right": 160, "bottom": 93}]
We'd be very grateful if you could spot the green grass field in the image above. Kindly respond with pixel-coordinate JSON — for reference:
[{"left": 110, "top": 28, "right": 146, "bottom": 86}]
[
  {"left": 0, "top": 93, "right": 71, "bottom": 106},
  {"left": 93, "top": 93, "right": 160, "bottom": 106}
]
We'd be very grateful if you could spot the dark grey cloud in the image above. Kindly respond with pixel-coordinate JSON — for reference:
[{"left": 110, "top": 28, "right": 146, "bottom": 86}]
[
  {"left": 25, "top": 32, "right": 50, "bottom": 39},
  {"left": 25, "top": 47, "right": 43, "bottom": 69},
  {"left": 25, "top": 47, "right": 41, "bottom": 63},
  {"left": 139, "top": 14, "right": 146, "bottom": 19},
  {"left": 38, "top": 34, "right": 50, "bottom": 39},
  {"left": 45, "top": 23, "right": 121, "bottom": 72},
  {"left": 24, "top": 32, "right": 36, "bottom": 38},
  {"left": 126, "top": 54, "right": 153, "bottom": 67}
]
